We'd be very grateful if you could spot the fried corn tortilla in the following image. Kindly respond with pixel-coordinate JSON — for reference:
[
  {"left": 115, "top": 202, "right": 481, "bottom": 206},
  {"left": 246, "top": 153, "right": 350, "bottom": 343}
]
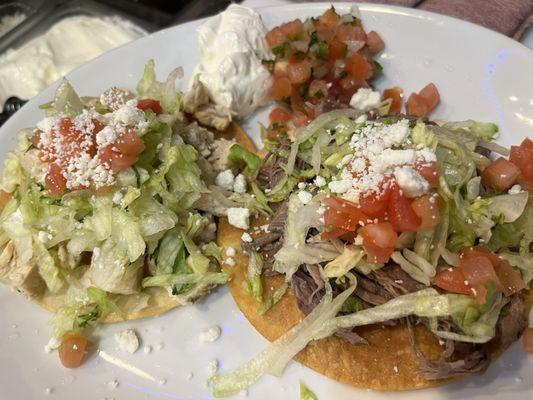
[
  {"left": 34, "top": 122, "right": 256, "bottom": 323},
  {"left": 218, "top": 217, "right": 533, "bottom": 391}
]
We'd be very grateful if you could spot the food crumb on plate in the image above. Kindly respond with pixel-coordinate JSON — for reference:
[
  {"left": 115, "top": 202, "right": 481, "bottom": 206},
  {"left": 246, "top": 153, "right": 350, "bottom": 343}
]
[
  {"left": 114, "top": 329, "right": 139, "bottom": 354},
  {"left": 199, "top": 326, "right": 221, "bottom": 342},
  {"left": 143, "top": 345, "right": 152, "bottom": 354},
  {"left": 45, "top": 387, "right": 54, "bottom": 395},
  {"left": 186, "top": 372, "right": 194, "bottom": 380},
  {"left": 207, "top": 359, "right": 219, "bottom": 376},
  {"left": 108, "top": 379, "right": 119, "bottom": 389}
]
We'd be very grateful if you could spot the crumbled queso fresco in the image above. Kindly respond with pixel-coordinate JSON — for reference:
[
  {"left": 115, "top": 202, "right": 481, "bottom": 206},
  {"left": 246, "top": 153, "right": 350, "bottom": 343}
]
[
  {"left": 328, "top": 119, "right": 436, "bottom": 203},
  {"left": 34, "top": 99, "right": 148, "bottom": 190}
]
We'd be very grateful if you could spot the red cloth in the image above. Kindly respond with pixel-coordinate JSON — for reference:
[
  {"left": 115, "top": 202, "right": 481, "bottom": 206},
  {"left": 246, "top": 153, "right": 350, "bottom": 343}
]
[{"left": 362, "top": 0, "right": 532, "bottom": 39}]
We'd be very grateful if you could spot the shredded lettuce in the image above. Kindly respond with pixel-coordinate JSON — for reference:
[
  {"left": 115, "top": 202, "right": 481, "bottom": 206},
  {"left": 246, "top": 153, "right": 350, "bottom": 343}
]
[
  {"left": 142, "top": 271, "right": 227, "bottom": 288},
  {"left": 300, "top": 381, "right": 319, "bottom": 400},
  {"left": 228, "top": 144, "right": 261, "bottom": 173},
  {"left": 244, "top": 251, "right": 263, "bottom": 302}
]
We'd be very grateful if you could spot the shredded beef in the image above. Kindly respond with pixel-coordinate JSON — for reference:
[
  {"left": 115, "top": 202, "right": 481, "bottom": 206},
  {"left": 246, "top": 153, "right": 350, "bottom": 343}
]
[
  {"left": 406, "top": 317, "right": 491, "bottom": 380},
  {"left": 243, "top": 200, "right": 288, "bottom": 275},
  {"left": 498, "top": 294, "right": 528, "bottom": 347},
  {"left": 370, "top": 264, "right": 426, "bottom": 295},
  {"left": 253, "top": 139, "right": 292, "bottom": 190}
]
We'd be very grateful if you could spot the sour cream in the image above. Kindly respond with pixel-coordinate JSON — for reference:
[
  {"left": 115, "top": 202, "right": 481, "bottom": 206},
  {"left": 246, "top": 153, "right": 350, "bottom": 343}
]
[
  {"left": 0, "top": 15, "right": 144, "bottom": 107},
  {"left": 189, "top": 4, "right": 273, "bottom": 119}
]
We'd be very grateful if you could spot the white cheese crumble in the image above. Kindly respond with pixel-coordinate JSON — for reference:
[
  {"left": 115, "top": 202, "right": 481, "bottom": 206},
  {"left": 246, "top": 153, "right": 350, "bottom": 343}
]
[
  {"left": 225, "top": 246, "right": 236, "bottom": 257},
  {"left": 227, "top": 207, "right": 250, "bottom": 229},
  {"left": 114, "top": 329, "right": 139, "bottom": 354},
  {"left": 297, "top": 190, "right": 313, "bottom": 205},
  {"left": 394, "top": 166, "right": 430, "bottom": 198},
  {"left": 508, "top": 184, "right": 522, "bottom": 195},
  {"left": 233, "top": 173, "right": 247, "bottom": 193},
  {"left": 241, "top": 232, "right": 252, "bottom": 242},
  {"left": 328, "top": 119, "right": 434, "bottom": 204},
  {"left": 225, "top": 257, "right": 236, "bottom": 266},
  {"left": 44, "top": 337, "right": 61, "bottom": 353},
  {"left": 349, "top": 88, "right": 381, "bottom": 111},
  {"left": 314, "top": 175, "right": 326, "bottom": 187},
  {"left": 198, "top": 326, "right": 221, "bottom": 342},
  {"left": 143, "top": 345, "right": 152, "bottom": 354},
  {"left": 207, "top": 359, "right": 219, "bottom": 376},
  {"left": 215, "top": 169, "right": 235, "bottom": 190}
]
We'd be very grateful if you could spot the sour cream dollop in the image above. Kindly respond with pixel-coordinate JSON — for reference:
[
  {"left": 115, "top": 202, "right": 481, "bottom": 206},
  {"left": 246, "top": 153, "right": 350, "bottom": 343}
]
[{"left": 189, "top": 4, "right": 273, "bottom": 119}]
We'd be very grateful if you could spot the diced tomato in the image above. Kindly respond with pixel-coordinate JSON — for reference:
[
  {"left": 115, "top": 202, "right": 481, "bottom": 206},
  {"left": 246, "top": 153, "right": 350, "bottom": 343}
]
[
  {"left": 383, "top": 87, "right": 403, "bottom": 113},
  {"left": 359, "top": 221, "right": 397, "bottom": 249},
  {"left": 435, "top": 267, "right": 472, "bottom": 294},
  {"left": 358, "top": 185, "right": 391, "bottom": 218},
  {"left": 308, "top": 80, "right": 328, "bottom": 101},
  {"left": 411, "top": 193, "right": 441, "bottom": 229},
  {"left": 481, "top": 157, "right": 520, "bottom": 192},
  {"left": 291, "top": 111, "right": 310, "bottom": 128},
  {"left": 459, "top": 256, "right": 504, "bottom": 293},
  {"left": 418, "top": 83, "right": 440, "bottom": 111},
  {"left": 328, "top": 40, "right": 347, "bottom": 60},
  {"left": 316, "top": 27, "right": 335, "bottom": 43},
  {"left": 266, "top": 27, "right": 286, "bottom": 48},
  {"left": 0, "top": 189, "right": 12, "bottom": 213},
  {"left": 269, "top": 107, "right": 291, "bottom": 124},
  {"left": 335, "top": 24, "right": 367, "bottom": 42},
  {"left": 414, "top": 161, "right": 439, "bottom": 187},
  {"left": 59, "top": 332, "right": 88, "bottom": 369},
  {"left": 287, "top": 61, "right": 311, "bottom": 85},
  {"left": 496, "top": 260, "right": 526, "bottom": 296},
  {"left": 271, "top": 77, "right": 292, "bottom": 101},
  {"left": 137, "top": 99, "right": 162, "bottom": 115},
  {"left": 113, "top": 131, "right": 145, "bottom": 157},
  {"left": 510, "top": 140, "right": 533, "bottom": 186},
  {"left": 523, "top": 327, "right": 533, "bottom": 353},
  {"left": 461, "top": 246, "right": 501, "bottom": 268},
  {"left": 323, "top": 195, "right": 369, "bottom": 231},
  {"left": 45, "top": 163, "right": 67, "bottom": 197},
  {"left": 387, "top": 184, "right": 421, "bottom": 232},
  {"left": 364, "top": 242, "right": 395, "bottom": 264},
  {"left": 407, "top": 93, "right": 430, "bottom": 117},
  {"left": 338, "top": 75, "right": 361, "bottom": 97},
  {"left": 290, "top": 85, "right": 306, "bottom": 113},
  {"left": 345, "top": 53, "right": 371, "bottom": 81},
  {"left": 280, "top": 19, "right": 304, "bottom": 39},
  {"left": 366, "top": 31, "right": 384, "bottom": 54},
  {"left": 320, "top": 8, "right": 340, "bottom": 28},
  {"left": 99, "top": 146, "right": 137, "bottom": 172}
]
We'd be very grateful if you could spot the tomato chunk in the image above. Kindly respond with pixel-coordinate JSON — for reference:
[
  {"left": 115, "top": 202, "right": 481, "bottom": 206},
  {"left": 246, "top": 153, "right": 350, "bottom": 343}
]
[
  {"left": 359, "top": 221, "right": 397, "bottom": 249},
  {"left": 59, "top": 332, "right": 88, "bottom": 369},
  {"left": 320, "top": 8, "right": 340, "bottom": 28},
  {"left": 434, "top": 267, "right": 472, "bottom": 295},
  {"left": 366, "top": 31, "right": 385, "bottom": 54},
  {"left": 335, "top": 25, "right": 367, "bottom": 42},
  {"left": 358, "top": 185, "right": 391, "bottom": 218},
  {"left": 510, "top": 140, "right": 533, "bottom": 187},
  {"left": 137, "top": 99, "right": 162, "bottom": 115},
  {"left": 45, "top": 163, "right": 67, "bottom": 197},
  {"left": 323, "top": 195, "right": 369, "bottom": 231},
  {"left": 269, "top": 107, "right": 291, "bottom": 124},
  {"left": 383, "top": 87, "right": 403, "bottom": 113},
  {"left": 459, "top": 256, "right": 504, "bottom": 293},
  {"left": 387, "top": 185, "right": 421, "bottom": 232},
  {"left": 407, "top": 93, "right": 430, "bottom": 117},
  {"left": 271, "top": 77, "right": 292, "bottom": 101},
  {"left": 328, "top": 40, "right": 347, "bottom": 60},
  {"left": 345, "top": 53, "right": 371, "bottom": 81},
  {"left": 280, "top": 19, "right": 303, "bottom": 39},
  {"left": 411, "top": 193, "right": 441, "bottom": 229},
  {"left": 308, "top": 80, "right": 328, "bottom": 102},
  {"left": 418, "top": 83, "right": 440, "bottom": 111},
  {"left": 287, "top": 61, "right": 311, "bottom": 85},
  {"left": 496, "top": 260, "right": 526, "bottom": 296},
  {"left": 461, "top": 246, "right": 501, "bottom": 268},
  {"left": 321, "top": 227, "right": 349, "bottom": 241},
  {"left": 523, "top": 327, "right": 533, "bottom": 353},
  {"left": 414, "top": 162, "right": 439, "bottom": 187},
  {"left": 481, "top": 157, "right": 520, "bottom": 192},
  {"left": 266, "top": 27, "right": 286, "bottom": 47}
]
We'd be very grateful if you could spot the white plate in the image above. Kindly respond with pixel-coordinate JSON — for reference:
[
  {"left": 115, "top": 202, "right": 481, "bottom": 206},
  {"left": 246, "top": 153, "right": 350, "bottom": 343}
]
[{"left": 1, "top": 3, "right": 532, "bottom": 399}]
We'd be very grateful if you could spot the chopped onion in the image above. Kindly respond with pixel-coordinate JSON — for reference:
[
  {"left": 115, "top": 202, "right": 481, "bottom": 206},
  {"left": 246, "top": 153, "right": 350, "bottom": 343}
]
[
  {"left": 291, "top": 40, "right": 309, "bottom": 53},
  {"left": 333, "top": 60, "right": 346, "bottom": 79},
  {"left": 345, "top": 40, "right": 365, "bottom": 53}
]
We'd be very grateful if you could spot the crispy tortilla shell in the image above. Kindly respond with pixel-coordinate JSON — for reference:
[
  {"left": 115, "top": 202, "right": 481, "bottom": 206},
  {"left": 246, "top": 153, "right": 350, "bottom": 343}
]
[
  {"left": 34, "top": 122, "right": 256, "bottom": 323},
  {"left": 218, "top": 217, "right": 533, "bottom": 391}
]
